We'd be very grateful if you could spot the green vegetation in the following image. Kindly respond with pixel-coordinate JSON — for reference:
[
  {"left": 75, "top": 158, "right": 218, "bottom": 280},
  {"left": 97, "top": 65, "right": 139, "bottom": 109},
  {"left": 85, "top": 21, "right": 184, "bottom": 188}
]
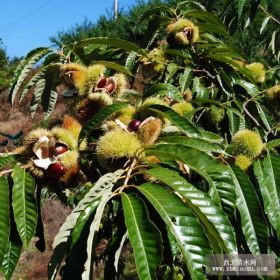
[{"left": 0, "top": 0, "right": 280, "bottom": 279}]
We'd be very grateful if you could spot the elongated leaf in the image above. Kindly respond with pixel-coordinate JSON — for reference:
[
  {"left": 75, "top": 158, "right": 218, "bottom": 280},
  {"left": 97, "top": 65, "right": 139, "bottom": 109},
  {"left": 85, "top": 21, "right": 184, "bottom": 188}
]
[
  {"left": 122, "top": 193, "right": 162, "bottom": 280},
  {"left": 138, "top": 183, "right": 212, "bottom": 280},
  {"left": 0, "top": 177, "right": 10, "bottom": 264},
  {"left": 19, "top": 63, "right": 59, "bottom": 102},
  {"left": 192, "top": 77, "right": 209, "bottom": 99},
  {"left": 73, "top": 37, "right": 146, "bottom": 56},
  {"left": 266, "top": 139, "right": 280, "bottom": 150},
  {"left": 82, "top": 187, "right": 114, "bottom": 280},
  {"left": 146, "top": 167, "right": 237, "bottom": 254},
  {"left": 235, "top": 79, "right": 259, "bottom": 97},
  {"left": 254, "top": 153, "right": 280, "bottom": 239},
  {"left": 90, "top": 60, "right": 133, "bottom": 76},
  {"left": 49, "top": 170, "right": 123, "bottom": 279},
  {"left": 159, "top": 136, "right": 225, "bottom": 154},
  {"left": 70, "top": 198, "right": 100, "bottom": 249},
  {"left": 12, "top": 165, "right": 37, "bottom": 247},
  {"left": 0, "top": 154, "right": 16, "bottom": 170},
  {"left": 10, "top": 48, "right": 51, "bottom": 104},
  {"left": 184, "top": 10, "right": 229, "bottom": 37},
  {"left": 78, "top": 103, "right": 127, "bottom": 145},
  {"left": 1, "top": 242, "right": 22, "bottom": 280},
  {"left": 114, "top": 231, "right": 128, "bottom": 273},
  {"left": 30, "top": 78, "right": 46, "bottom": 118},
  {"left": 149, "top": 104, "right": 201, "bottom": 138},
  {"left": 238, "top": 0, "right": 247, "bottom": 19},
  {"left": 179, "top": 68, "right": 192, "bottom": 93},
  {"left": 231, "top": 166, "right": 268, "bottom": 254},
  {"left": 260, "top": 16, "right": 270, "bottom": 34},
  {"left": 146, "top": 144, "right": 236, "bottom": 214},
  {"left": 44, "top": 90, "right": 57, "bottom": 119},
  {"left": 143, "top": 83, "right": 182, "bottom": 100}
]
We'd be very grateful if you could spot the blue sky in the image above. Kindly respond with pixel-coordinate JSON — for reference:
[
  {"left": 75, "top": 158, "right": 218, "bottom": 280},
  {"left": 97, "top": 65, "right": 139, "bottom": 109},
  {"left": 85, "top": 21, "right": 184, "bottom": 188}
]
[{"left": 0, "top": 0, "right": 134, "bottom": 58}]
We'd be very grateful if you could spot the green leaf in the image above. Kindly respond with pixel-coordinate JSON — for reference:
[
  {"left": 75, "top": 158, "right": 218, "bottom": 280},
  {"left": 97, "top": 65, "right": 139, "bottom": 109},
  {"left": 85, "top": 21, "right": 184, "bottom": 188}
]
[
  {"left": 143, "top": 83, "right": 182, "bottom": 100},
  {"left": 49, "top": 170, "right": 123, "bottom": 280},
  {"left": 146, "top": 144, "right": 236, "bottom": 214},
  {"left": 238, "top": 0, "right": 247, "bottom": 20},
  {"left": 179, "top": 68, "right": 192, "bottom": 93},
  {"left": 138, "top": 183, "right": 212, "bottom": 280},
  {"left": 12, "top": 165, "right": 37, "bottom": 247},
  {"left": 198, "top": 130, "right": 224, "bottom": 144},
  {"left": 235, "top": 79, "right": 259, "bottom": 97},
  {"left": 146, "top": 167, "right": 238, "bottom": 254},
  {"left": 90, "top": 60, "right": 133, "bottom": 76},
  {"left": 192, "top": 77, "right": 209, "bottom": 99},
  {"left": 73, "top": 37, "right": 147, "bottom": 56},
  {"left": 30, "top": 79, "right": 46, "bottom": 118},
  {"left": 82, "top": 186, "right": 114, "bottom": 280},
  {"left": 9, "top": 48, "right": 51, "bottom": 104},
  {"left": 0, "top": 177, "right": 10, "bottom": 265},
  {"left": 159, "top": 136, "right": 225, "bottom": 154},
  {"left": 226, "top": 109, "right": 246, "bottom": 136},
  {"left": 122, "top": 193, "right": 162, "bottom": 280},
  {"left": 254, "top": 153, "right": 280, "bottom": 239},
  {"left": 260, "top": 17, "right": 270, "bottom": 34},
  {"left": 1, "top": 242, "right": 22, "bottom": 280},
  {"left": 19, "top": 63, "right": 60, "bottom": 102},
  {"left": 43, "top": 90, "right": 58, "bottom": 119},
  {"left": 266, "top": 139, "right": 280, "bottom": 150},
  {"left": 149, "top": 104, "right": 201, "bottom": 138},
  {"left": 231, "top": 166, "right": 268, "bottom": 254},
  {"left": 184, "top": 10, "right": 229, "bottom": 37},
  {"left": 125, "top": 52, "right": 138, "bottom": 73},
  {"left": 0, "top": 154, "right": 16, "bottom": 170},
  {"left": 78, "top": 103, "right": 128, "bottom": 145}
]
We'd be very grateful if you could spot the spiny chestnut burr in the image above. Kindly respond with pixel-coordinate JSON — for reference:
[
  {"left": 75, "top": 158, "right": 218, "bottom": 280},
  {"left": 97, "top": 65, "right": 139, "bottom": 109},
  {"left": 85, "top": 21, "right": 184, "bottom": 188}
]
[
  {"left": 128, "top": 119, "right": 142, "bottom": 132},
  {"left": 46, "top": 162, "right": 65, "bottom": 178}
]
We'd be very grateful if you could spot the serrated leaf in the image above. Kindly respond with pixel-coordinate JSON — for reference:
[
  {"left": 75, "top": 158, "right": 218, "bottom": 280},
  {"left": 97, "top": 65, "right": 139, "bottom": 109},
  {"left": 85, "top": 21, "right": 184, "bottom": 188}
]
[
  {"left": 192, "top": 77, "right": 209, "bottom": 99},
  {"left": 1, "top": 242, "right": 22, "bottom": 280},
  {"left": 73, "top": 37, "right": 146, "bottom": 56},
  {"left": 143, "top": 83, "right": 182, "bottom": 100},
  {"left": 138, "top": 183, "right": 212, "bottom": 280},
  {"left": 254, "top": 153, "right": 280, "bottom": 239},
  {"left": 10, "top": 48, "right": 51, "bottom": 104},
  {"left": 78, "top": 103, "right": 127, "bottom": 145},
  {"left": 231, "top": 166, "right": 268, "bottom": 254},
  {"left": 146, "top": 167, "right": 238, "bottom": 254},
  {"left": 44, "top": 91, "right": 58, "bottom": 119},
  {"left": 122, "top": 193, "right": 162, "bottom": 280},
  {"left": 260, "top": 16, "right": 270, "bottom": 34},
  {"left": 146, "top": 144, "right": 236, "bottom": 214},
  {"left": 12, "top": 165, "right": 37, "bottom": 247},
  {"left": 90, "top": 60, "right": 133, "bottom": 76},
  {"left": 0, "top": 154, "right": 16, "bottom": 170},
  {"left": 0, "top": 177, "right": 10, "bottom": 265},
  {"left": 159, "top": 136, "right": 225, "bottom": 154},
  {"left": 49, "top": 170, "right": 123, "bottom": 280},
  {"left": 82, "top": 187, "right": 114, "bottom": 280},
  {"left": 149, "top": 104, "right": 201, "bottom": 138},
  {"left": 266, "top": 139, "right": 280, "bottom": 150},
  {"left": 235, "top": 79, "right": 259, "bottom": 97},
  {"left": 179, "top": 68, "right": 192, "bottom": 93},
  {"left": 30, "top": 78, "right": 46, "bottom": 118}
]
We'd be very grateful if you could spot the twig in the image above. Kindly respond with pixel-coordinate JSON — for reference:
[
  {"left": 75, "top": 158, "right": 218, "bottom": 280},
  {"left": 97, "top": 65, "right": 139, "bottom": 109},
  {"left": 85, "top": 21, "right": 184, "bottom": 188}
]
[
  {"left": 243, "top": 100, "right": 260, "bottom": 127},
  {"left": 259, "top": 5, "right": 280, "bottom": 25},
  {"left": 117, "top": 158, "right": 137, "bottom": 194}
]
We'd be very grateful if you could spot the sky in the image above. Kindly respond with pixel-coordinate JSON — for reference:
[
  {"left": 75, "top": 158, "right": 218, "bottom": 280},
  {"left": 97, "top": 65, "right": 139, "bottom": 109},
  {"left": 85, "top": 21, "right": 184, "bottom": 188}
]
[{"left": 0, "top": 0, "right": 134, "bottom": 58}]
